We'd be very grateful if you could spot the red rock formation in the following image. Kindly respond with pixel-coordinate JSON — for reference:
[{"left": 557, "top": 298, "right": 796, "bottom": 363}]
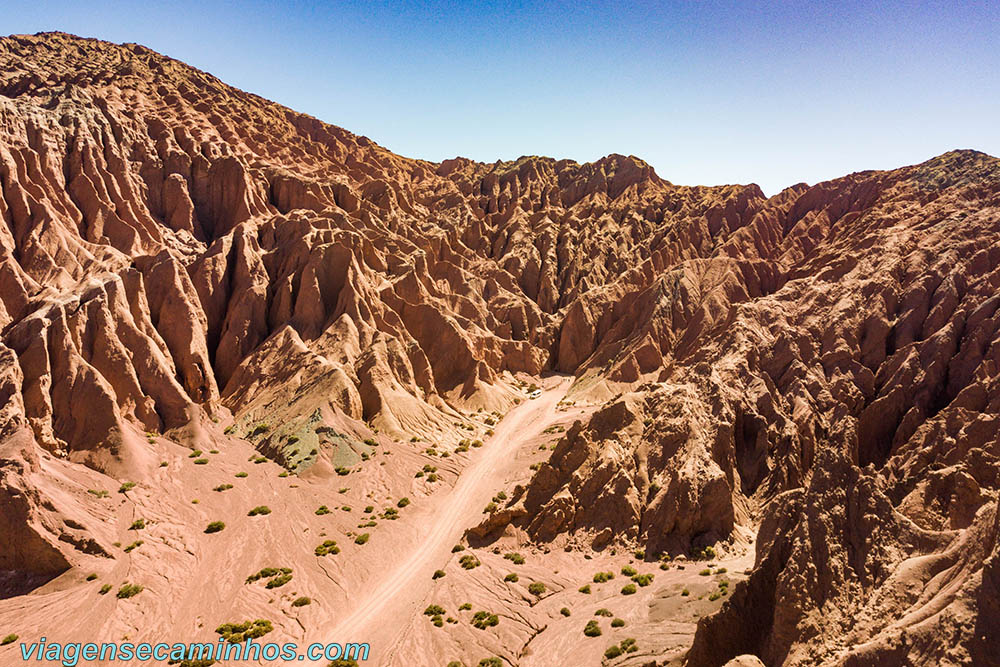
[{"left": 1, "top": 32, "right": 998, "bottom": 665}]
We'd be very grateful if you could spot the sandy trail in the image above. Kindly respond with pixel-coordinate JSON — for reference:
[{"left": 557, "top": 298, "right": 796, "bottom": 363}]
[{"left": 323, "top": 378, "right": 570, "bottom": 663}]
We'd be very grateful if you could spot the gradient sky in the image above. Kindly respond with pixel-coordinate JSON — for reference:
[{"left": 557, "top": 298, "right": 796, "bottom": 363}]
[{"left": 4, "top": 1, "right": 999, "bottom": 194}]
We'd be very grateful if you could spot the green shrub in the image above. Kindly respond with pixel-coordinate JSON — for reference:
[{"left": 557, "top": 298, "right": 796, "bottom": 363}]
[
  {"left": 88, "top": 489, "right": 110, "bottom": 498},
  {"left": 189, "top": 450, "right": 203, "bottom": 458},
  {"left": 432, "top": 570, "right": 446, "bottom": 580},
  {"left": 253, "top": 456, "right": 267, "bottom": 464},
  {"left": 215, "top": 619, "right": 273, "bottom": 643},
  {"left": 424, "top": 604, "right": 446, "bottom": 616},
  {"left": 621, "top": 565, "right": 637, "bottom": 576},
  {"left": 99, "top": 584, "right": 112, "bottom": 595},
  {"left": 595, "top": 608, "right": 613, "bottom": 617},
  {"left": 251, "top": 423, "right": 270, "bottom": 436},
  {"left": 292, "top": 597, "right": 311, "bottom": 607},
  {"left": 477, "top": 659, "right": 502, "bottom": 667},
  {"left": 129, "top": 518, "right": 146, "bottom": 530},
  {"left": 315, "top": 540, "right": 339, "bottom": 557},
  {"left": 578, "top": 584, "right": 591, "bottom": 594},
  {"left": 631, "top": 573, "right": 654, "bottom": 587},
  {"left": 397, "top": 497, "right": 410, "bottom": 508},
  {"left": 681, "top": 588, "right": 690, "bottom": 596},
  {"left": 335, "top": 467, "right": 350, "bottom": 476},
  {"left": 459, "top": 555, "right": 480, "bottom": 570},
  {"left": 459, "top": 603, "right": 472, "bottom": 611},
  {"left": 354, "top": 533, "right": 370, "bottom": 545},
  {"left": 593, "top": 571, "right": 614, "bottom": 583},
  {"left": 341, "top": 506, "right": 351, "bottom": 512},
  {"left": 621, "top": 638, "right": 638, "bottom": 652},
  {"left": 483, "top": 502, "right": 497, "bottom": 513},
  {"left": 214, "top": 483, "right": 234, "bottom": 492},
  {"left": 235, "top": 472, "right": 248, "bottom": 478},
  {"left": 699, "top": 568, "right": 711, "bottom": 576},
  {"left": 452, "top": 544, "right": 465, "bottom": 553},
  {"left": 504, "top": 573, "right": 518, "bottom": 582},
  {"left": 204, "top": 521, "right": 226, "bottom": 534},
  {"left": 611, "top": 618, "right": 625, "bottom": 627},
  {"left": 528, "top": 582, "right": 546, "bottom": 595},
  {"left": 193, "top": 458, "right": 209, "bottom": 465},
  {"left": 583, "top": 620, "right": 602, "bottom": 637},
  {"left": 265, "top": 574, "right": 292, "bottom": 589},
  {"left": 248, "top": 505, "right": 271, "bottom": 516},
  {"left": 504, "top": 552, "right": 525, "bottom": 565},
  {"left": 123, "top": 540, "right": 143, "bottom": 553},
  {"left": 86, "top": 573, "right": 98, "bottom": 581},
  {"left": 471, "top": 611, "right": 499, "bottom": 629},
  {"left": 621, "top": 583, "right": 637, "bottom": 595},
  {"left": 118, "top": 482, "right": 136, "bottom": 493},
  {"left": 364, "top": 506, "right": 374, "bottom": 513},
  {"left": 560, "top": 607, "right": 571, "bottom": 616},
  {"left": 116, "top": 583, "right": 144, "bottom": 599},
  {"left": 315, "top": 505, "right": 331, "bottom": 515},
  {"left": 604, "top": 644, "right": 623, "bottom": 659},
  {"left": 716, "top": 567, "right": 728, "bottom": 574},
  {"left": 2, "top": 634, "right": 18, "bottom": 646}
]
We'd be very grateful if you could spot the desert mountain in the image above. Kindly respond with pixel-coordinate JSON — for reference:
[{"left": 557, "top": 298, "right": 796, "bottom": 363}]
[{"left": 0, "top": 32, "right": 997, "bottom": 667}]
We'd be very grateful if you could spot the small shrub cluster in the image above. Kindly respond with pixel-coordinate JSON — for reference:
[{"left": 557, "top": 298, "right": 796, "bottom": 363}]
[
  {"left": 315, "top": 540, "right": 339, "bottom": 557},
  {"left": 204, "top": 521, "right": 226, "bottom": 534},
  {"left": 504, "top": 552, "right": 525, "bottom": 565},
  {"left": 471, "top": 611, "right": 499, "bottom": 630},
  {"left": 593, "top": 571, "right": 615, "bottom": 583},
  {"left": 354, "top": 533, "right": 370, "bottom": 545},
  {"left": 459, "top": 554, "right": 480, "bottom": 570},
  {"left": 246, "top": 567, "right": 293, "bottom": 588},
  {"left": 215, "top": 619, "right": 273, "bottom": 643},
  {"left": 248, "top": 505, "right": 271, "bottom": 516},
  {"left": 604, "top": 637, "right": 638, "bottom": 659},
  {"left": 214, "top": 483, "right": 234, "bottom": 492},
  {"left": 527, "top": 582, "right": 546, "bottom": 596},
  {"left": 116, "top": 583, "right": 144, "bottom": 599},
  {"left": 583, "top": 620, "right": 602, "bottom": 637}
]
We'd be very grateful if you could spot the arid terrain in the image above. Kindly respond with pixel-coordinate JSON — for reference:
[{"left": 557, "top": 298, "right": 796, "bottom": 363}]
[{"left": 0, "top": 32, "right": 998, "bottom": 667}]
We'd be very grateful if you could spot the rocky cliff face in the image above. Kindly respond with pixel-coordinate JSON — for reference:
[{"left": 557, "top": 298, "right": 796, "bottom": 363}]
[{"left": 1, "top": 32, "right": 998, "bottom": 665}]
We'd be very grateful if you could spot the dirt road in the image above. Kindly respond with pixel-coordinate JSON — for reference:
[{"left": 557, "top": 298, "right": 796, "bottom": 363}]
[{"left": 323, "top": 378, "right": 570, "bottom": 664}]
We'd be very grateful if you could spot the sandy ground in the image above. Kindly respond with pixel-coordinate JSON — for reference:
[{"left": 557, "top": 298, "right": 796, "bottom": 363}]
[{"left": 0, "top": 375, "right": 751, "bottom": 666}]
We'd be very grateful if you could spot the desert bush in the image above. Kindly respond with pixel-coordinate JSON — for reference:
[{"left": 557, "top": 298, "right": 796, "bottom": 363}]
[
  {"left": 471, "top": 611, "right": 499, "bottom": 629},
  {"left": 583, "top": 620, "right": 602, "bottom": 637},
  {"left": 214, "top": 484, "right": 234, "bottom": 492},
  {"left": 477, "top": 659, "right": 502, "bottom": 667},
  {"left": 253, "top": 456, "right": 267, "bottom": 464},
  {"left": 621, "top": 583, "right": 637, "bottom": 595},
  {"left": 459, "top": 555, "right": 480, "bottom": 570},
  {"left": 315, "top": 540, "right": 340, "bottom": 556},
  {"left": 248, "top": 505, "right": 271, "bottom": 516},
  {"left": 335, "top": 467, "right": 349, "bottom": 476},
  {"left": 204, "top": 521, "right": 225, "bottom": 534},
  {"left": 452, "top": 544, "right": 464, "bottom": 553},
  {"left": 86, "top": 573, "right": 98, "bottom": 581},
  {"left": 433, "top": 570, "right": 446, "bottom": 580},
  {"left": 604, "top": 644, "right": 623, "bottom": 659},
  {"left": 397, "top": 497, "right": 410, "bottom": 508},
  {"left": 593, "top": 571, "right": 614, "bottom": 583},
  {"left": 215, "top": 619, "right": 273, "bottom": 643},
  {"left": 424, "top": 604, "right": 446, "bottom": 616},
  {"left": 595, "top": 608, "right": 613, "bottom": 617},
  {"left": 681, "top": 588, "right": 690, "bottom": 596},
  {"left": 315, "top": 505, "right": 331, "bottom": 515},
  {"left": 235, "top": 472, "right": 248, "bottom": 478},
  {"left": 123, "top": 540, "right": 144, "bottom": 553},
  {"left": 631, "top": 573, "right": 654, "bottom": 587},
  {"left": 88, "top": 489, "right": 110, "bottom": 498},
  {"left": 189, "top": 450, "right": 202, "bottom": 458},
  {"left": 193, "top": 458, "right": 208, "bottom": 465},
  {"left": 621, "top": 565, "right": 636, "bottom": 576},
  {"left": 528, "top": 582, "right": 546, "bottom": 595},
  {"left": 2, "top": 634, "right": 18, "bottom": 645},
  {"left": 292, "top": 597, "right": 311, "bottom": 607},
  {"left": 578, "top": 584, "right": 591, "bottom": 594},
  {"left": 265, "top": 574, "right": 292, "bottom": 589},
  {"left": 459, "top": 603, "right": 472, "bottom": 611},
  {"left": 716, "top": 567, "right": 728, "bottom": 574},
  {"left": 118, "top": 482, "right": 136, "bottom": 493},
  {"left": 99, "top": 584, "right": 112, "bottom": 595},
  {"left": 116, "top": 583, "right": 144, "bottom": 599},
  {"left": 504, "top": 552, "right": 524, "bottom": 565},
  {"left": 709, "top": 592, "right": 721, "bottom": 601},
  {"left": 611, "top": 618, "right": 625, "bottom": 627},
  {"left": 699, "top": 568, "right": 711, "bottom": 576},
  {"left": 129, "top": 518, "right": 146, "bottom": 530},
  {"left": 354, "top": 533, "right": 370, "bottom": 545},
  {"left": 504, "top": 573, "right": 518, "bottom": 582}
]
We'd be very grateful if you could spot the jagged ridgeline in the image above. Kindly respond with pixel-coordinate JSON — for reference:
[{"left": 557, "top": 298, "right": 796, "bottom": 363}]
[{"left": 0, "top": 32, "right": 998, "bottom": 666}]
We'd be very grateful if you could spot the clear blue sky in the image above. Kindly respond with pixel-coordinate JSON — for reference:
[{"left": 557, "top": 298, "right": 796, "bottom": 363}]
[{"left": 4, "top": 1, "right": 999, "bottom": 194}]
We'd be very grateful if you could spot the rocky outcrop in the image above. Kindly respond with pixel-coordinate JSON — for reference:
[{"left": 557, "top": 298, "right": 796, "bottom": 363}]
[{"left": 1, "top": 32, "right": 999, "bottom": 665}]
